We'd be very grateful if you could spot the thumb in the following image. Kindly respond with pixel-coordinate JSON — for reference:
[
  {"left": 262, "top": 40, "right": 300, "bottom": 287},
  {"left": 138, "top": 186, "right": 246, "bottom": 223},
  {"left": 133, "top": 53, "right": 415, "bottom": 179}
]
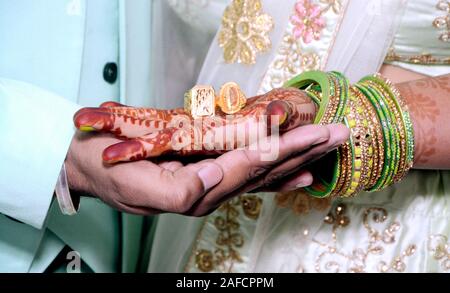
[
  {"left": 195, "top": 163, "right": 224, "bottom": 192},
  {"left": 164, "top": 162, "right": 223, "bottom": 213}
]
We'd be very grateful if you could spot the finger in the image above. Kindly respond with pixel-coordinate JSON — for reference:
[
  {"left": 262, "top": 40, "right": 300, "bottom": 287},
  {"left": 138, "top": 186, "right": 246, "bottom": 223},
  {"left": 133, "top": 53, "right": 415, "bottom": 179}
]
[
  {"left": 99, "top": 100, "right": 185, "bottom": 120},
  {"left": 159, "top": 162, "right": 224, "bottom": 213},
  {"left": 253, "top": 169, "right": 313, "bottom": 192},
  {"left": 101, "top": 100, "right": 184, "bottom": 119},
  {"left": 100, "top": 101, "right": 126, "bottom": 108},
  {"left": 258, "top": 124, "right": 350, "bottom": 188},
  {"left": 187, "top": 124, "right": 333, "bottom": 215},
  {"left": 74, "top": 108, "right": 169, "bottom": 138},
  {"left": 266, "top": 100, "right": 315, "bottom": 132},
  {"left": 221, "top": 123, "right": 332, "bottom": 183},
  {"left": 102, "top": 128, "right": 179, "bottom": 163},
  {"left": 113, "top": 200, "right": 163, "bottom": 216},
  {"left": 158, "top": 161, "right": 184, "bottom": 172},
  {"left": 278, "top": 169, "right": 314, "bottom": 190},
  {"left": 210, "top": 89, "right": 316, "bottom": 152},
  {"left": 114, "top": 160, "right": 223, "bottom": 213},
  {"left": 265, "top": 88, "right": 316, "bottom": 131},
  {"left": 106, "top": 107, "right": 185, "bottom": 120},
  {"left": 102, "top": 116, "right": 228, "bottom": 163}
]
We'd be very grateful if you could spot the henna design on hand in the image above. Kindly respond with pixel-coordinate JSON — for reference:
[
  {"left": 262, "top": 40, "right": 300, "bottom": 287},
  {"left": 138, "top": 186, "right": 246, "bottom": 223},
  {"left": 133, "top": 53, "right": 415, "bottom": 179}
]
[
  {"left": 74, "top": 88, "right": 317, "bottom": 163},
  {"left": 397, "top": 74, "right": 450, "bottom": 168}
]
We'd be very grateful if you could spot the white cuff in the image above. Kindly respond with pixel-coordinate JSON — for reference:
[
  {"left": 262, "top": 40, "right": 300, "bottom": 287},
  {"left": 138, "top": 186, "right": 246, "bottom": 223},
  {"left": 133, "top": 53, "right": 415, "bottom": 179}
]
[{"left": 55, "top": 163, "right": 79, "bottom": 216}]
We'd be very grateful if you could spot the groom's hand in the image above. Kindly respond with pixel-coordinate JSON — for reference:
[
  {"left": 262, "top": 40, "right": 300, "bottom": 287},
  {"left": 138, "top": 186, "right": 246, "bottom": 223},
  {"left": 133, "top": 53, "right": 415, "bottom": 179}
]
[
  {"left": 66, "top": 133, "right": 224, "bottom": 214},
  {"left": 65, "top": 123, "right": 348, "bottom": 216},
  {"left": 186, "top": 123, "right": 349, "bottom": 216}
]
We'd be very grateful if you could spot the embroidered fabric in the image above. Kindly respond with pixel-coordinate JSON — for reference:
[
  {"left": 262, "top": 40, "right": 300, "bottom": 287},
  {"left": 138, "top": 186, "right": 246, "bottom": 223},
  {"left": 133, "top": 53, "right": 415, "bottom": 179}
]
[
  {"left": 148, "top": 0, "right": 450, "bottom": 273},
  {"left": 386, "top": 0, "right": 450, "bottom": 74}
]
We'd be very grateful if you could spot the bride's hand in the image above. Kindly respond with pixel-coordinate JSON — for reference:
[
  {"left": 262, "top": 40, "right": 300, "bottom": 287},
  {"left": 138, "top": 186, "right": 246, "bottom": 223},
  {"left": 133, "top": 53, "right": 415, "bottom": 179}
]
[{"left": 73, "top": 87, "right": 317, "bottom": 163}]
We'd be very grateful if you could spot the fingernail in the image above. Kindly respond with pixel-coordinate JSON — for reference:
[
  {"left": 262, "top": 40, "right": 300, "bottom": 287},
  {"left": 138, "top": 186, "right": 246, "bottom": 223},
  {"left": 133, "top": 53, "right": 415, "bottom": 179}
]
[
  {"left": 79, "top": 125, "right": 96, "bottom": 132},
  {"left": 332, "top": 136, "right": 350, "bottom": 149},
  {"left": 332, "top": 141, "right": 345, "bottom": 149},
  {"left": 296, "top": 177, "right": 313, "bottom": 188},
  {"left": 197, "top": 164, "right": 223, "bottom": 191}
]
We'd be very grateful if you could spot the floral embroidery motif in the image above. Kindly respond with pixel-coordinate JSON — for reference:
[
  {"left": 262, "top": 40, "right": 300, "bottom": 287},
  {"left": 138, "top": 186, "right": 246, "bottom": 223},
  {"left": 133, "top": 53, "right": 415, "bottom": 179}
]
[
  {"left": 428, "top": 234, "right": 450, "bottom": 271},
  {"left": 311, "top": 205, "right": 417, "bottom": 273},
  {"left": 267, "top": 34, "right": 322, "bottom": 90},
  {"left": 218, "top": 0, "right": 274, "bottom": 65},
  {"left": 276, "top": 189, "right": 332, "bottom": 215},
  {"left": 323, "top": 204, "right": 349, "bottom": 228},
  {"left": 194, "top": 195, "right": 262, "bottom": 272},
  {"left": 433, "top": 1, "right": 450, "bottom": 42},
  {"left": 320, "top": 0, "right": 342, "bottom": 14},
  {"left": 259, "top": 0, "right": 345, "bottom": 94},
  {"left": 188, "top": 0, "right": 348, "bottom": 273},
  {"left": 291, "top": 0, "right": 326, "bottom": 44}
]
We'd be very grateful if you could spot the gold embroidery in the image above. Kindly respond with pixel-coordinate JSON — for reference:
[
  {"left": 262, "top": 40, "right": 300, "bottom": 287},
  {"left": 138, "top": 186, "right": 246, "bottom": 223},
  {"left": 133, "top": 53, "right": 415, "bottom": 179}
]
[
  {"left": 263, "top": 0, "right": 347, "bottom": 210},
  {"left": 428, "top": 234, "right": 450, "bottom": 271},
  {"left": 194, "top": 195, "right": 262, "bottom": 272},
  {"left": 218, "top": 0, "right": 274, "bottom": 65},
  {"left": 268, "top": 34, "right": 322, "bottom": 89},
  {"left": 195, "top": 249, "right": 215, "bottom": 272},
  {"left": 311, "top": 204, "right": 417, "bottom": 273},
  {"left": 276, "top": 189, "right": 332, "bottom": 215},
  {"left": 320, "top": 0, "right": 342, "bottom": 14},
  {"left": 385, "top": 48, "right": 450, "bottom": 65},
  {"left": 324, "top": 204, "right": 349, "bottom": 228},
  {"left": 187, "top": 0, "right": 348, "bottom": 272},
  {"left": 258, "top": 0, "right": 346, "bottom": 93},
  {"left": 241, "top": 195, "right": 263, "bottom": 219},
  {"left": 433, "top": 0, "right": 450, "bottom": 42}
]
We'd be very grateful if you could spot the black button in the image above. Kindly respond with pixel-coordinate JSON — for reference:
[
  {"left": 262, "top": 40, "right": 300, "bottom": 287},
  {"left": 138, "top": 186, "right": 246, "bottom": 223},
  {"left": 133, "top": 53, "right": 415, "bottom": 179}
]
[{"left": 103, "top": 62, "right": 118, "bottom": 84}]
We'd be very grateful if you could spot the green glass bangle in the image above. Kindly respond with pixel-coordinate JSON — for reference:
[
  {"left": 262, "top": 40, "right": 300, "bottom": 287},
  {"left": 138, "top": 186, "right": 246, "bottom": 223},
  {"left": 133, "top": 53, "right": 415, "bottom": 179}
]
[
  {"left": 286, "top": 71, "right": 347, "bottom": 198},
  {"left": 355, "top": 83, "right": 392, "bottom": 192},
  {"left": 285, "top": 71, "right": 332, "bottom": 124},
  {"left": 303, "top": 147, "right": 341, "bottom": 198},
  {"left": 304, "top": 89, "right": 321, "bottom": 105},
  {"left": 365, "top": 80, "right": 403, "bottom": 186},
  {"left": 329, "top": 71, "right": 350, "bottom": 124},
  {"left": 363, "top": 83, "right": 397, "bottom": 191},
  {"left": 361, "top": 81, "right": 400, "bottom": 189},
  {"left": 285, "top": 71, "right": 414, "bottom": 199},
  {"left": 360, "top": 75, "right": 415, "bottom": 182},
  {"left": 322, "top": 74, "right": 339, "bottom": 124},
  {"left": 403, "top": 112, "right": 415, "bottom": 169}
]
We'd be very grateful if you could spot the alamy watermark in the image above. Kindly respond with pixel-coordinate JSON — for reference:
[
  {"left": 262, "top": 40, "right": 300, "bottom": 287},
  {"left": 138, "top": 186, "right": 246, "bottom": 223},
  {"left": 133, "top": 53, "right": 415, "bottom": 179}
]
[
  {"left": 66, "top": 251, "right": 81, "bottom": 273},
  {"left": 167, "top": 114, "right": 282, "bottom": 162}
]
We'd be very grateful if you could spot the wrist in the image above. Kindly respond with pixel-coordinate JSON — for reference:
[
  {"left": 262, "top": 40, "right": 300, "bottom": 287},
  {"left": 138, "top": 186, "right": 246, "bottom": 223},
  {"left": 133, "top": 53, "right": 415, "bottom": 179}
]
[
  {"left": 65, "top": 134, "right": 90, "bottom": 194},
  {"left": 55, "top": 163, "right": 80, "bottom": 215}
]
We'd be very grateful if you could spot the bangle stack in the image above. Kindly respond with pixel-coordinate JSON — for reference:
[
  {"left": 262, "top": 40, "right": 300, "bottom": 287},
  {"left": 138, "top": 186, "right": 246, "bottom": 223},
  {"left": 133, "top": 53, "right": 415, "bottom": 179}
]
[{"left": 284, "top": 71, "right": 414, "bottom": 198}]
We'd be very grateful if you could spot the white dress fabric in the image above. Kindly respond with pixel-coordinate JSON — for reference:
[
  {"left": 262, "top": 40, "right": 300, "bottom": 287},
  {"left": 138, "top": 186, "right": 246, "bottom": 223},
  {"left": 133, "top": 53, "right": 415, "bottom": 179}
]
[{"left": 148, "top": 0, "right": 450, "bottom": 273}]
